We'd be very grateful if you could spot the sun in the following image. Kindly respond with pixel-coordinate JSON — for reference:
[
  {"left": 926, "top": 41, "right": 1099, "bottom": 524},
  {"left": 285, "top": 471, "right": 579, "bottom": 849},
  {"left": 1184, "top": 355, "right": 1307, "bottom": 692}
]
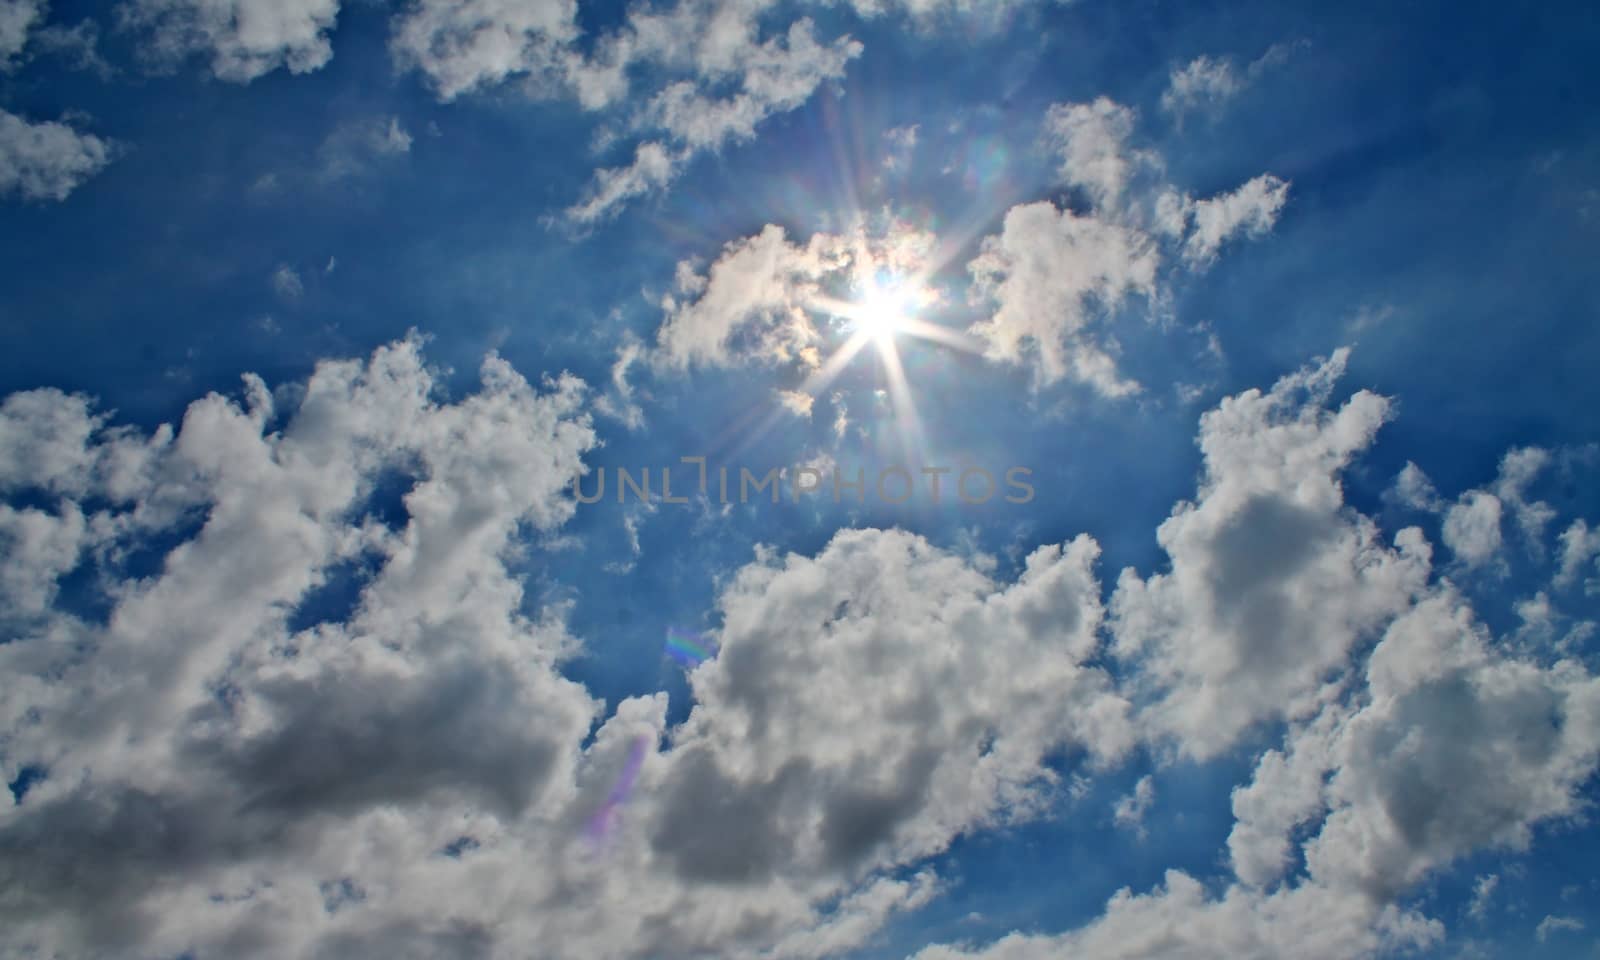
[{"left": 852, "top": 274, "right": 923, "bottom": 344}]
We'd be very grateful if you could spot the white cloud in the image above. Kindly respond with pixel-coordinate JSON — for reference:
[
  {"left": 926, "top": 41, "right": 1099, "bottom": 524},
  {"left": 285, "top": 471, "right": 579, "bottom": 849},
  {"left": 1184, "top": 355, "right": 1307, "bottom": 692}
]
[
  {"left": 593, "top": 335, "right": 647, "bottom": 430},
  {"left": 653, "top": 218, "right": 935, "bottom": 369},
  {"left": 654, "top": 223, "right": 835, "bottom": 369},
  {"left": 1467, "top": 873, "right": 1498, "bottom": 921},
  {"left": 1298, "top": 591, "right": 1600, "bottom": 900},
  {"left": 1394, "top": 448, "right": 1556, "bottom": 568},
  {"left": 29, "top": 18, "right": 115, "bottom": 77},
  {"left": 0, "top": 389, "right": 105, "bottom": 495},
  {"left": 0, "top": 337, "right": 611, "bottom": 956},
  {"left": 1111, "top": 775, "right": 1154, "bottom": 833},
  {"left": 968, "top": 201, "right": 1156, "bottom": 395},
  {"left": 911, "top": 872, "right": 1441, "bottom": 960},
  {"left": 965, "top": 98, "right": 1289, "bottom": 391},
  {"left": 562, "top": 140, "right": 679, "bottom": 225},
  {"left": 0, "top": 109, "right": 115, "bottom": 202},
  {"left": 0, "top": 500, "right": 88, "bottom": 620},
  {"left": 1556, "top": 518, "right": 1600, "bottom": 592},
  {"left": 1044, "top": 97, "right": 1143, "bottom": 208},
  {"left": 838, "top": 0, "right": 1058, "bottom": 19},
  {"left": 1535, "top": 914, "right": 1585, "bottom": 942},
  {"left": 5, "top": 338, "right": 1598, "bottom": 958},
  {"left": 1442, "top": 490, "right": 1504, "bottom": 568},
  {"left": 1180, "top": 173, "right": 1291, "bottom": 267},
  {"left": 317, "top": 116, "right": 412, "bottom": 181},
  {"left": 882, "top": 123, "right": 918, "bottom": 171},
  {"left": 271, "top": 263, "right": 304, "bottom": 300},
  {"left": 390, "top": 0, "right": 579, "bottom": 101},
  {"left": 638, "top": 98, "right": 1290, "bottom": 394},
  {"left": 388, "top": 0, "right": 861, "bottom": 222},
  {"left": 0, "top": 0, "right": 43, "bottom": 68},
  {"left": 1490, "top": 446, "right": 1556, "bottom": 550},
  {"left": 1110, "top": 349, "right": 1431, "bottom": 758},
  {"left": 652, "top": 530, "right": 1131, "bottom": 889},
  {"left": 1223, "top": 586, "right": 1600, "bottom": 912},
  {"left": 1161, "top": 55, "right": 1242, "bottom": 117},
  {"left": 915, "top": 357, "right": 1600, "bottom": 960},
  {"left": 0, "top": 356, "right": 1139, "bottom": 958},
  {"left": 1391, "top": 460, "right": 1444, "bottom": 512},
  {"left": 568, "top": 17, "right": 860, "bottom": 223},
  {"left": 774, "top": 389, "right": 815, "bottom": 418},
  {"left": 122, "top": 0, "right": 342, "bottom": 81},
  {"left": 1160, "top": 44, "right": 1301, "bottom": 120},
  {"left": 642, "top": 19, "right": 859, "bottom": 151}
]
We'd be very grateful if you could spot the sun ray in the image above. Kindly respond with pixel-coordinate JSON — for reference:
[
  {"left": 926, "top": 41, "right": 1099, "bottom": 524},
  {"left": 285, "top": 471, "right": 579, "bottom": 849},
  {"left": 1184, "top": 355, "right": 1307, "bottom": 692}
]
[
  {"left": 873, "top": 333, "right": 928, "bottom": 469},
  {"left": 703, "top": 249, "right": 971, "bottom": 463},
  {"left": 896, "top": 318, "right": 986, "bottom": 355}
]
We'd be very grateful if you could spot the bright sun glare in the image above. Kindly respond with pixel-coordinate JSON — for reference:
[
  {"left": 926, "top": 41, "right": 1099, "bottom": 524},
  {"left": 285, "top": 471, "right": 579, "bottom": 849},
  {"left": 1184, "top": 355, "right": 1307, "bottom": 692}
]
[{"left": 853, "top": 276, "right": 921, "bottom": 344}]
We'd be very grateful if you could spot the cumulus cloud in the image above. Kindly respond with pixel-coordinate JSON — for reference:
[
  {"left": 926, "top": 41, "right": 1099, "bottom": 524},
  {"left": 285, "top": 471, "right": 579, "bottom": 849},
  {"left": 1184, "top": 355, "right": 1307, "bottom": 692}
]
[
  {"left": 5, "top": 337, "right": 1598, "bottom": 958},
  {"left": 1044, "top": 97, "right": 1144, "bottom": 208},
  {"left": 0, "top": 109, "right": 115, "bottom": 202},
  {"left": 968, "top": 201, "right": 1157, "bottom": 395},
  {"left": 914, "top": 354, "right": 1600, "bottom": 960},
  {"left": 1220, "top": 586, "right": 1600, "bottom": 912},
  {"left": 966, "top": 98, "right": 1289, "bottom": 391},
  {"left": 0, "top": 333, "right": 1141, "bottom": 957},
  {"left": 1392, "top": 448, "right": 1556, "bottom": 568},
  {"left": 1556, "top": 518, "right": 1600, "bottom": 592},
  {"left": 911, "top": 872, "right": 1441, "bottom": 960},
  {"left": 1110, "top": 350, "right": 1431, "bottom": 757},
  {"left": 1442, "top": 490, "right": 1504, "bottom": 568},
  {"left": 0, "top": 336, "right": 605, "bottom": 955},
  {"left": 390, "top": 0, "right": 579, "bottom": 101},
  {"left": 1295, "top": 591, "right": 1600, "bottom": 900},
  {"left": 121, "top": 0, "right": 342, "bottom": 81},
  {"left": 640, "top": 97, "right": 1290, "bottom": 395},
  {"left": 1485, "top": 447, "right": 1557, "bottom": 552},
  {"left": 1390, "top": 460, "right": 1444, "bottom": 512},
  {"left": 652, "top": 218, "right": 935, "bottom": 369},
  {"left": 670, "top": 530, "right": 1131, "bottom": 873}
]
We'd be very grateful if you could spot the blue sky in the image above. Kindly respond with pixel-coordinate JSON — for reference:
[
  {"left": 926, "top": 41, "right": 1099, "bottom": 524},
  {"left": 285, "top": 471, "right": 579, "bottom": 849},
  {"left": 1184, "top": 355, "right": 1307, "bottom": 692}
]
[{"left": 3, "top": 1, "right": 1599, "bottom": 958}]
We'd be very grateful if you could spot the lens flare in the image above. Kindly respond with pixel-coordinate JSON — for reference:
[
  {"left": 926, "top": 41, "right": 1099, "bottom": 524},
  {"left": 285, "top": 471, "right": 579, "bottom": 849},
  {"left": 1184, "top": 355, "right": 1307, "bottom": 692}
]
[
  {"left": 584, "top": 735, "right": 651, "bottom": 846},
  {"left": 665, "top": 627, "right": 717, "bottom": 668}
]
